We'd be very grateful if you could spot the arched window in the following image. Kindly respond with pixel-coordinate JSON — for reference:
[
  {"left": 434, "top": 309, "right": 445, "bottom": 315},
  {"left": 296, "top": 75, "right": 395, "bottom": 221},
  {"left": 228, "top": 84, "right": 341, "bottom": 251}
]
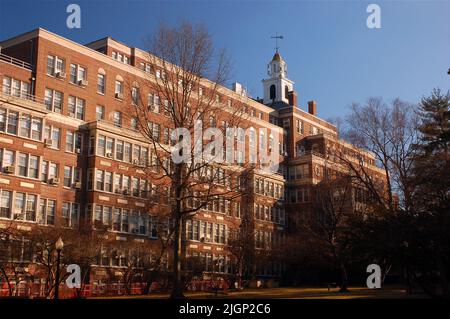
[
  {"left": 269, "top": 85, "right": 276, "bottom": 100},
  {"left": 285, "top": 85, "right": 289, "bottom": 98}
]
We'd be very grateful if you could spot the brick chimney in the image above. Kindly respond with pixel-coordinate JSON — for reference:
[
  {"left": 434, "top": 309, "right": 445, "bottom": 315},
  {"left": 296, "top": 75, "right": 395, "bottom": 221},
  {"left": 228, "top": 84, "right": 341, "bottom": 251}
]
[
  {"left": 288, "top": 91, "right": 297, "bottom": 107},
  {"left": 308, "top": 100, "right": 317, "bottom": 116}
]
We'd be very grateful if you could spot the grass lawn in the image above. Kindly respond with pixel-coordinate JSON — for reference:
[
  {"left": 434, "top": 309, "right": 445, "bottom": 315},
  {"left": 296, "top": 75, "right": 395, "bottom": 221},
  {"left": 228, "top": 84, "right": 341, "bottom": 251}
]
[{"left": 89, "top": 286, "right": 427, "bottom": 299}]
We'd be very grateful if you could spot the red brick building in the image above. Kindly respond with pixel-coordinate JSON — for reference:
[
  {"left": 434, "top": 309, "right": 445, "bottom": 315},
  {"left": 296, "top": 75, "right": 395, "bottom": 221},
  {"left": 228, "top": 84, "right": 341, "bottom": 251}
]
[{"left": 0, "top": 28, "right": 385, "bottom": 291}]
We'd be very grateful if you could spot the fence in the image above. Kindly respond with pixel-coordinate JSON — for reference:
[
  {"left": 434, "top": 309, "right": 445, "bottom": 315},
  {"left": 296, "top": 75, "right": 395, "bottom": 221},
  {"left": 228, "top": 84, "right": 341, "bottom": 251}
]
[{"left": 0, "top": 279, "right": 230, "bottom": 298}]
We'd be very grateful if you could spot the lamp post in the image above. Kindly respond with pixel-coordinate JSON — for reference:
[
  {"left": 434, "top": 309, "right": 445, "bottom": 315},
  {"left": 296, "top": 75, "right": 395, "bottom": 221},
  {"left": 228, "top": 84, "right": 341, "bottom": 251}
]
[{"left": 54, "top": 237, "right": 64, "bottom": 300}]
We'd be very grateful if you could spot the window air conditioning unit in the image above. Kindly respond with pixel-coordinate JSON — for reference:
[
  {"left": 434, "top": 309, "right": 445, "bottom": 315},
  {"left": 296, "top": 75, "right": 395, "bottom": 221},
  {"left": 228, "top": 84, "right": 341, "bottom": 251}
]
[
  {"left": 115, "top": 92, "right": 123, "bottom": 99},
  {"left": 106, "top": 152, "right": 113, "bottom": 158},
  {"left": 78, "top": 79, "right": 88, "bottom": 87},
  {"left": 73, "top": 182, "right": 82, "bottom": 189},
  {"left": 48, "top": 177, "right": 60, "bottom": 185},
  {"left": 69, "top": 112, "right": 75, "bottom": 118},
  {"left": 4, "top": 166, "right": 14, "bottom": 174},
  {"left": 75, "top": 148, "right": 81, "bottom": 154},
  {"left": 56, "top": 71, "right": 66, "bottom": 79},
  {"left": 123, "top": 188, "right": 129, "bottom": 195},
  {"left": 44, "top": 139, "right": 53, "bottom": 147},
  {"left": 133, "top": 159, "right": 139, "bottom": 165}
]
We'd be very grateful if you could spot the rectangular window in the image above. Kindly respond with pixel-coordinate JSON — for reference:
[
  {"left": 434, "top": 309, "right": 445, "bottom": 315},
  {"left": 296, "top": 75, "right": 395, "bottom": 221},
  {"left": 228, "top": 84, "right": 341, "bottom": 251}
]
[
  {"left": 96, "top": 105, "right": 104, "bottom": 120},
  {"left": 0, "top": 190, "right": 12, "bottom": 219},
  {"left": 96, "top": 170, "right": 104, "bottom": 190},
  {"left": 64, "top": 166, "right": 72, "bottom": 187},
  {"left": 97, "top": 135, "right": 106, "bottom": 156},
  {"left": 105, "top": 171, "right": 113, "bottom": 192},
  {"left": 115, "top": 81, "right": 123, "bottom": 94},
  {"left": 47, "top": 55, "right": 65, "bottom": 76},
  {"left": 31, "top": 118, "right": 42, "bottom": 141},
  {"left": 62, "top": 202, "right": 70, "bottom": 227},
  {"left": 113, "top": 208, "right": 121, "bottom": 231},
  {"left": 18, "top": 153, "right": 28, "bottom": 177},
  {"left": 45, "top": 126, "right": 60, "bottom": 149},
  {"left": 97, "top": 74, "right": 105, "bottom": 94},
  {"left": 68, "top": 96, "right": 85, "bottom": 120},
  {"left": 19, "top": 114, "right": 31, "bottom": 138},
  {"left": 29, "top": 155, "right": 39, "bottom": 179},
  {"left": 7, "top": 111, "right": 18, "bottom": 134},
  {"left": 116, "top": 140, "right": 124, "bottom": 161},
  {"left": 113, "top": 111, "right": 122, "bottom": 127},
  {"left": 47, "top": 199, "right": 56, "bottom": 225},
  {"left": 70, "top": 64, "right": 87, "bottom": 84},
  {"left": 44, "top": 88, "right": 63, "bottom": 113},
  {"left": 48, "top": 162, "right": 58, "bottom": 179},
  {"left": 131, "top": 87, "right": 139, "bottom": 105},
  {"left": 25, "top": 194, "right": 36, "bottom": 221},
  {"left": 0, "top": 108, "right": 6, "bottom": 131}
]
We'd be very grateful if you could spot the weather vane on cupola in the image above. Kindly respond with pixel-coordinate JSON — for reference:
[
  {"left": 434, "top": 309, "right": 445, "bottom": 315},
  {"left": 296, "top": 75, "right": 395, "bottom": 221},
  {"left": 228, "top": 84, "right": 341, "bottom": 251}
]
[{"left": 271, "top": 33, "right": 284, "bottom": 53}]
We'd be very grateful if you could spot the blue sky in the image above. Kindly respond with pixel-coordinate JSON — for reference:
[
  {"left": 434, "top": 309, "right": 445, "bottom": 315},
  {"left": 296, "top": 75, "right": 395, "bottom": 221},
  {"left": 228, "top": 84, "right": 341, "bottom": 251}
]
[{"left": 1, "top": 0, "right": 449, "bottom": 120}]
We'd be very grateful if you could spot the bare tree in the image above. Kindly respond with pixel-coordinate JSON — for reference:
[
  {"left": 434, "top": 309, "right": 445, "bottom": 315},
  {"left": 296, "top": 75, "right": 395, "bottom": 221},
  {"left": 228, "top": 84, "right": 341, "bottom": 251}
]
[
  {"left": 0, "top": 224, "right": 32, "bottom": 297},
  {"left": 300, "top": 176, "right": 355, "bottom": 292},
  {"left": 343, "top": 97, "right": 419, "bottom": 213},
  {"left": 126, "top": 21, "right": 253, "bottom": 298}
]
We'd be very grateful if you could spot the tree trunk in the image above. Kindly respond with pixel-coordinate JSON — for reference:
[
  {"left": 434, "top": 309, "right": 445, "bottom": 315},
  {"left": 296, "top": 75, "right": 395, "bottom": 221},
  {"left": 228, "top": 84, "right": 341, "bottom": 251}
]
[
  {"left": 170, "top": 217, "right": 185, "bottom": 299},
  {"left": 339, "top": 260, "right": 349, "bottom": 292}
]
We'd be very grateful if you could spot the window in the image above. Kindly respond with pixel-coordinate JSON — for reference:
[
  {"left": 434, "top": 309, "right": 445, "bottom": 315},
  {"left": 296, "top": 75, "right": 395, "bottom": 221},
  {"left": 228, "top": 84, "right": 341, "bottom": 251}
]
[
  {"left": 44, "top": 88, "right": 63, "bottom": 113},
  {"left": 96, "top": 170, "right": 104, "bottom": 190},
  {"left": 96, "top": 105, "right": 104, "bottom": 120},
  {"left": 46, "top": 55, "right": 65, "bottom": 76},
  {"left": 115, "top": 80, "right": 123, "bottom": 95},
  {"left": 38, "top": 199, "right": 56, "bottom": 225},
  {"left": 31, "top": 118, "right": 42, "bottom": 141},
  {"left": 148, "top": 93, "right": 160, "bottom": 113},
  {"left": 63, "top": 166, "right": 72, "bottom": 187},
  {"left": 70, "top": 64, "right": 87, "bottom": 85},
  {"left": 131, "top": 117, "right": 138, "bottom": 130},
  {"left": 15, "top": 153, "right": 38, "bottom": 179},
  {"left": 48, "top": 162, "right": 59, "bottom": 179},
  {"left": 68, "top": 96, "right": 85, "bottom": 120},
  {"left": 25, "top": 194, "right": 36, "bottom": 221},
  {"left": 19, "top": 114, "right": 31, "bottom": 138},
  {"left": 115, "top": 140, "right": 124, "bottom": 161},
  {"left": 2, "top": 77, "right": 30, "bottom": 99},
  {"left": 29, "top": 155, "right": 39, "bottom": 179},
  {"left": 97, "top": 135, "right": 106, "bottom": 156},
  {"left": 65, "top": 131, "right": 82, "bottom": 153},
  {"left": 105, "top": 171, "right": 113, "bottom": 192},
  {"left": 44, "top": 125, "right": 60, "bottom": 149},
  {"left": 113, "top": 111, "right": 122, "bottom": 127},
  {"left": 296, "top": 119, "right": 303, "bottom": 134},
  {"left": 0, "top": 190, "right": 12, "bottom": 219},
  {"left": 97, "top": 74, "right": 105, "bottom": 94},
  {"left": 62, "top": 202, "right": 79, "bottom": 228},
  {"left": 131, "top": 87, "right": 139, "bottom": 105},
  {"left": 7, "top": 111, "right": 18, "bottom": 134},
  {"left": 270, "top": 84, "right": 276, "bottom": 100}
]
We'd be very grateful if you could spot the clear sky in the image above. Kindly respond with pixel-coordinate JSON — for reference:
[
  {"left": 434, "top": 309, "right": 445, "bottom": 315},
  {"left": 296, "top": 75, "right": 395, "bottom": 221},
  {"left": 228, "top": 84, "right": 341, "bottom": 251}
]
[{"left": 1, "top": 0, "right": 449, "bottom": 120}]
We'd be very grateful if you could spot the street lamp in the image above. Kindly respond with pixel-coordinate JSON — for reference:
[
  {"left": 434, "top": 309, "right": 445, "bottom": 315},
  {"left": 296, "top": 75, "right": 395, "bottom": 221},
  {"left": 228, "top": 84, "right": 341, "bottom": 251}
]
[{"left": 54, "top": 237, "right": 64, "bottom": 300}]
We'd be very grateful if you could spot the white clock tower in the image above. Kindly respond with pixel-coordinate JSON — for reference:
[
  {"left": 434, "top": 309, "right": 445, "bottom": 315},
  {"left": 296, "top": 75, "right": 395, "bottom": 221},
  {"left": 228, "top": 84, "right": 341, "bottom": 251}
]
[{"left": 262, "top": 51, "right": 295, "bottom": 105}]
